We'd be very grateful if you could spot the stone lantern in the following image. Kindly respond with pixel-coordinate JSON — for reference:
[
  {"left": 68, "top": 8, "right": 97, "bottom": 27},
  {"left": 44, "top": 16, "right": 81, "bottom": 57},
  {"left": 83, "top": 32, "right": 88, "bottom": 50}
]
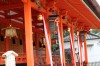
[{"left": 2, "top": 51, "right": 18, "bottom": 66}]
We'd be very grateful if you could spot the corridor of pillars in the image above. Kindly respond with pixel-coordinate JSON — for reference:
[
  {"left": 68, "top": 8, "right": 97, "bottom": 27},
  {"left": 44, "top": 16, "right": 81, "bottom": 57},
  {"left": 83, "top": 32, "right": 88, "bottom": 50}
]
[{"left": 22, "top": 0, "right": 89, "bottom": 66}]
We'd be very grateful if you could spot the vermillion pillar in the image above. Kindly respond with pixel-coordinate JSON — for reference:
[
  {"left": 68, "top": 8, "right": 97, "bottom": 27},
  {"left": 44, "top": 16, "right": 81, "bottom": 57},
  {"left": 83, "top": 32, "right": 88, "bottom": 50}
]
[
  {"left": 5, "top": 37, "right": 9, "bottom": 51},
  {"left": 69, "top": 26, "right": 76, "bottom": 66},
  {"left": 42, "top": 14, "right": 53, "bottom": 66},
  {"left": 43, "top": 37, "right": 50, "bottom": 64},
  {"left": 84, "top": 34, "right": 88, "bottom": 66},
  {"left": 36, "top": 34, "right": 39, "bottom": 55},
  {"left": 77, "top": 31, "right": 83, "bottom": 66},
  {"left": 46, "top": 44, "right": 50, "bottom": 64},
  {"left": 57, "top": 17, "right": 66, "bottom": 66},
  {"left": 24, "top": 0, "right": 34, "bottom": 66}
]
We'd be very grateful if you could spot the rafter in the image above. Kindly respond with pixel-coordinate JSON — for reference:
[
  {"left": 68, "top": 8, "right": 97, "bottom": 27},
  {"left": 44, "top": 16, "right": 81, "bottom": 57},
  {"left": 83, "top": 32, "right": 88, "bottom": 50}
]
[
  {"left": 6, "top": 14, "right": 23, "bottom": 19},
  {"left": 0, "top": 1, "right": 46, "bottom": 14},
  {"left": 31, "top": 2, "right": 46, "bottom": 13}
]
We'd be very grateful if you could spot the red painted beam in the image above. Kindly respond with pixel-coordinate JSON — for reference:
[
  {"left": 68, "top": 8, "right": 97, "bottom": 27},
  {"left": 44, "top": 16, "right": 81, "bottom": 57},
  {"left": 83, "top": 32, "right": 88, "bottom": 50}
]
[
  {"left": 31, "top": 2, "right": 46, "bottom": 13},
  {"left": 0, "top": 12, "right": 4, "bottom": 16},
  {"left": 0, "top": 3, "right": 23, "bottom": 10}
]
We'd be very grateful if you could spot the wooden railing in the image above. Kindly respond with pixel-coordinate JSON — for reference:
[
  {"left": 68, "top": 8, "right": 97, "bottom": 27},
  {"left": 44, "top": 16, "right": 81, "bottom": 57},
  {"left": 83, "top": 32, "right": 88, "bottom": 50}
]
[
  {"left": 0, "top": 50, "right": 74, "bottom": 66},
  {"left": 16, "top": 53, "right": 26, "bottom": 63}
]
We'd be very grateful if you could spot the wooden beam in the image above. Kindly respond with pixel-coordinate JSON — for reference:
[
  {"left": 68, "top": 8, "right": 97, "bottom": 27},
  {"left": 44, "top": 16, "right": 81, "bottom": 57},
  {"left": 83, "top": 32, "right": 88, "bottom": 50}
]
[
  {"left": 0, "top": 3, "right": 23, "bottom": 10},
  {"left": 22, "top": 0, "right": 27, "bottom": 3},
  {"left": 0, "top": 12, "right": 4, "bottom": 16},
  {"left": 63, "top": 0, "right": 97, "bottom": 28},
  {"left": 31, "top": 2, "right": 46, "bottom": 13}
]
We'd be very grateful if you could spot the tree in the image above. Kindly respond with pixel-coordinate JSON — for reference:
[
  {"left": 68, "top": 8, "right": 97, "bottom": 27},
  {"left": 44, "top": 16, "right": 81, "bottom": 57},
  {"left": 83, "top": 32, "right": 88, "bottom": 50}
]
[{"left": 90, "top": 29, "right": 100, "bottom": 34}]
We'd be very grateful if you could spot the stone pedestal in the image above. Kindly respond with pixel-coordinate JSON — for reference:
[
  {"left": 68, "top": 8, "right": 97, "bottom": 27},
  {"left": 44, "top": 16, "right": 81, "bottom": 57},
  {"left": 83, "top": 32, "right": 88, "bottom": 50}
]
[{"left": 2, "top": 51, "right": 18, "bottom": 66}]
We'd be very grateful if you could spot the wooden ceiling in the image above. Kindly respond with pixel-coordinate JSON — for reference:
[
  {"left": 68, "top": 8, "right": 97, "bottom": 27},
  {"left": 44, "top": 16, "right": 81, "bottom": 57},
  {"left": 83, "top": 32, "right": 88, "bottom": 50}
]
[{"left": 0, "top": 0, "right": 100, "bottom": 34}]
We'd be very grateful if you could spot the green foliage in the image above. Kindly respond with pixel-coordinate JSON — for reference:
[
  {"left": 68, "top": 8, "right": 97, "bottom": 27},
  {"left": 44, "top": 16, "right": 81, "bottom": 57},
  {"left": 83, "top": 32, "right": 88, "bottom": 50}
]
[
  {"left": 63, "top": 30, "right": 69, "bottom": 37},
  {"left": 90, "top": 29, "right": 100, "bottom": 34}
]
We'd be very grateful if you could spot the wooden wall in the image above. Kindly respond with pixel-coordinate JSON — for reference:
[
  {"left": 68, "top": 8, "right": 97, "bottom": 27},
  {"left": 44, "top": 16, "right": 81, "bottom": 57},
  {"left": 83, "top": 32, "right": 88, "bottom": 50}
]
[
  {"left": 0, "top": 40, "right": 5, "bottom": 52},
  {"left": 0, "top": 37, "right": 24, "bottom": 53}
]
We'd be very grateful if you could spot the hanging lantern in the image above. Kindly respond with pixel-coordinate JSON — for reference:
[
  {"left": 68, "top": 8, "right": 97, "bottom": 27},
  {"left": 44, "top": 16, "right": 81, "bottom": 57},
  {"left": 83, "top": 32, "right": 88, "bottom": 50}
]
[
  {"left": 68, "top": 28, "right": 70, "bottom": 32},
  {"left": 37, "top": 14, "right": 43, "bottom": 20},
  {"left": 2, "top": 25, "right": 19, "bottom": 38}
]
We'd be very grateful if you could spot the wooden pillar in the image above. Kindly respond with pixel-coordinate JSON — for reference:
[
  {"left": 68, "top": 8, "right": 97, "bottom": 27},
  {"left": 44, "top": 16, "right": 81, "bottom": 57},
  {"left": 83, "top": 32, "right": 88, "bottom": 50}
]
[
  {"left": 84, "top": 34, "right": 88, "bottom": 66},
  {"left": 69, "top": 26, "right": 76, "bottom": 66},
  {"left": 23, "top": 0, "right": 34, "bottom": 66},
  {"left": 77, "top": 31, "right": 83, "bottom": 66},
  {"left": 46, "top": 44, "right": 50, "bottom": 64},
  {"left": 42, "top": 14, "right": 53, "bottom": 66},
  {"left": 57, "top": 17, "right": 66, "bottom": 66},
  {"left": 36, "top": 34, "right": 39, "bottom": 55},
  {"left": 5, "top": 37, "right": 9, "bottom": 51},
  {"left": 43, "top": 37, "right": 50, "bottom": 64}
]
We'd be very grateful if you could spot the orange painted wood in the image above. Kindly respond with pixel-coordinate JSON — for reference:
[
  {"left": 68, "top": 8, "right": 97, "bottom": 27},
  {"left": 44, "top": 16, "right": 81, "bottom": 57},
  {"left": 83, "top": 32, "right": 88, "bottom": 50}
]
[
  {"left": 0, "top": 3, "right": 23, "bottom": 10},
  {"left": 42, "top": 14, "right": 53, "bottom": 66},
  {"left": 84, "top": 34, "right": 88, "bottom": 66},
  {"left": 24, "top": 0, "right": 34, "bottom": 66},
  {"left": 57, "top": 17, "right": 66, "bottom": 66},
  {"left": 77, "top": 31, "right": 83, "bottom": 66},
  {"left": 69, "top": 25, "right": 76, "bottom": 66},
  {"left": 31, "top": 2, "right": 46, "bottom": 13},
  {"left": 46, "top": 45, "right": 50, "bottom": 64},
  {"left": 22, "top": 0, "right": 27, "bottom": 3}
]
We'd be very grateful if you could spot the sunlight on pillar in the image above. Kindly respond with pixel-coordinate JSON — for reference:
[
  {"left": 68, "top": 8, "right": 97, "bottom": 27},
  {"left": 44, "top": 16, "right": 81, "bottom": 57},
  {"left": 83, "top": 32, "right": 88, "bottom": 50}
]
[{"left": 96, "top": 0, "right": 100, "bottom": 6}]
